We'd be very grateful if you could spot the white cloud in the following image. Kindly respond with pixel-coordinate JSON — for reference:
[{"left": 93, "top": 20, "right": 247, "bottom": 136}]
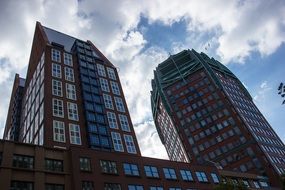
[
  {"left": 134, "top": 120, "right": 168, "bottom": 159},
  {"left": 253, "top": 81, "right": 272, "bottom": 102}
]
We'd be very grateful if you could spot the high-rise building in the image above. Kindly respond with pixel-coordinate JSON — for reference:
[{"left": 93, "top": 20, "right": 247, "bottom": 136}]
[
  {"left": 1, "top": 22, "right": 277, "bottom": 189},
  {"left": 3, "top": 22, "right": 141, "bottom": 156},
  {"left": 151, "top": 49, "right": 285, "bottom": 187}
]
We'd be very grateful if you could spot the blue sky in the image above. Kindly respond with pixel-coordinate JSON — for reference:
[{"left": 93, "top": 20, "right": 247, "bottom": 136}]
[{"left": 0, "top": 0, "right": 284, "bottom": 159}]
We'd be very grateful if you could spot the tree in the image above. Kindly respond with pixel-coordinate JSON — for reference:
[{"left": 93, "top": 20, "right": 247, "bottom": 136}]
[{"left": 214, "top": 181, "right": 248, "bottom": 190}]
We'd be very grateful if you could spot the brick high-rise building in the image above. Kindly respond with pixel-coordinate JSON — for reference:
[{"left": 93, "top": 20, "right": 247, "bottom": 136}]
[
  {"left": 1, "top": 22, "right": 278, "bottom": 189},
  {"left": 151, "top": 49, "right": 285, "bottom": 187}
]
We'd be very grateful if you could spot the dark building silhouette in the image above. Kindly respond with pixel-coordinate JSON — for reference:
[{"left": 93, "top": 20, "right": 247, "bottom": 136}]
[
  {"left": 151, "top": 49, "right": 285, "bottom": 187},
  {"left": 1, "top": 22, "right": 278, "bottom": 190}
]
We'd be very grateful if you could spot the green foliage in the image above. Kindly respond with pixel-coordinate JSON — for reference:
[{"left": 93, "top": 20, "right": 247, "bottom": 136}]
[{"left": 214, "top": 181, "right": 249, "bottom": 190}]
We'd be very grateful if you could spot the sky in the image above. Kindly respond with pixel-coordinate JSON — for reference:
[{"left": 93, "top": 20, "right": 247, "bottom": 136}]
[{"left": 0, "top": 0, "right": 284, "bottom": 160}]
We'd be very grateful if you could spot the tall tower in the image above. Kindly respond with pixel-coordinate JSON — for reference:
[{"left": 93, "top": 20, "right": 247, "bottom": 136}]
[
  {"left": 151, "top": 49, "right": 285, "bottom": 186},
  {"left": 4, "top": 22, "right": 141, "bottom": 156}
]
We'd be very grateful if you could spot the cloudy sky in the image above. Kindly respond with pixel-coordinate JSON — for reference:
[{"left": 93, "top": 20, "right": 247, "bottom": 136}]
[{"left": 0, "top": 0, "right": 284, "bottom": 159}]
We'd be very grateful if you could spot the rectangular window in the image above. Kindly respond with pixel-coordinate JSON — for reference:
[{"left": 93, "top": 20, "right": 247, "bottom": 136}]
[
  {"left": 82, "top": 181, "right": 94, "bottom": 190},
  {"left": 79, "top": 157, "right": 91, "bottom": 171},
  {"left": 53, "top": 99, "right": 64, "bottom": 118},
  {"left": 124, "top": 135, "right": 137, "bottom": 154},
  {"left": 111, "top": 132, "right": 124, "bottom": 152},
  {"left": 110, "top": 81, "right": 120, "bottom": 95},
  {"left": 65, "top": 67, "right": 75, "bottom": 82},
  {"left": 119, "top": 114, "right": 130, "bottom": 132},
  {"left": 66, "top": 83, "right": 77, "bottom": 100},
  {"left": 163, "top": 168, "right": 177, "bottom": 180},
  {"left": 67, "top": 102, "right": 79, "bottom": 121},
  {"left": 64, "top": 52, "right": 73, "bottom": 66},
  {"left": 69, "top": 124, "right": 81, "bottom": 145},
  {"left": 100, "top": 78, "right": 110, "bottom": 92},
  {"left": 150, "top": 187, "right": 163, "bottom": 190},
  {"left": 195, "top": 171, "right": 208, "bottom": 182},
  {"left": 211, "top": 173, "right": 219, "bottom": 183},
  {"left": 52, "top": 79, "right": 62, "bottom": 97},
  {"left": 104, "top": 183, "right": 121, "bottom": 190},
  {"left": 100, "top": 160, "right": 118, "bottom": 174},
  {"left": 45, "top": 184, "right": 64, "bottom": 190},
  {"left": 107, "top": 112, "right": 118, "bottom": 129},
  {"left": 123, "top": 163, "right": 139, "bottom": 176},
  {"left": 114, "top": 97, "right": 125, "bottom": 112},
  {"left": 144, "top": 166, "right": 159, "bottom": 178},
  {"left": 97, "top": 64, "right": 106, "bottom": 77},
  {"left": 52, "top": 49, "right": 61, "bottom": 62},
  {"left": 45, "top": 159, "right": 63, "bottom": 172},
  {"left": 53, "top": 120, "right": 65, "bottom": 142},
  {"left": 107, "top": 67, "right": 116, "bottom": 80},
  {"left": 169, "top": 188, "right": 181, "bottom": 190},
  {"left": 180, "top": 170, "right": 193, "bottom": 181},
  {"left": 13, "top": 154, "right": 34, "bottom": 169},
  {"left": 52, "top": 63, "right": 61, "bottom": 78},
  {"left": 103, "top": 94, "right": 114, "bottom": 110},
  {"left": 11, "top": 181, "right": 33, "bottom": 190},
  {"left": 128, "top": 185, "right": 144, "bottom": 190}
]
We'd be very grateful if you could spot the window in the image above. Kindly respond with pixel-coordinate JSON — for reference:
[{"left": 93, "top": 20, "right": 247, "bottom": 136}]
[
  {"left": 210, "top": 173, "right": 219, "bottom": 183},
  {"left": 195, "top": 172, "right": 208, "bottom": 182},
  {"left": 150, "top": 187, "right": 163, "bottom": 190},
  {"left": 260, "top": 181, "right": 269, "bottom": 187},
  {"left": 53, "top": 98, "right": 64, "bottom": 117},
  {"left": 124, "top": 135, "right": 137, "bottom": 154},
  {"left": 253, "top": 181, "right": 260, "bottom": 188},
  {"left": 128, "top": 185, "right": 144, "bottom": 190},
  {"left": 100, "top": 78, "right": 110, "bottom": 92},
  {"left": 110, "top": 81, "right": 120, "bottom": 95},
  {"left": 53, "top": 120, "right": 65, "bottom": 142},
  {"left": 65, "top": 67, "right": 75, "bottom": 82},
  {"left": 114, "top": 97, "right": 125, "bottom": 112},
  {"left": 52, "top": 63, "right": 61, "bottom": 78},
  {"left": 66, "top": 83, "right": 76, "bottom": 100},
  {"left": 169, "top": 188, "right": 181, "bottom": 190},
  {"left": 104, "top": 183, "right": 121, "bottom": 190},
  {"left": 64, "top": 52, "right": 73, "bottom": 66},
  {"left": 123, "top": 163, "right": 139, "bottom": 176},
  {"left": 45, "top": 159, "right": 63, "bottom": 172},
  {"left": 163, "top": 168, "right": 177, "bottom": 180},
  {"left": 69, "top": 124, "right": 81, "bottom": 145},
  {"left": 111, "top": 132, "right": 124, "bottom": 152},
  {"left": 107, "top": 67, "right": 116, "bottom": 80},
  {"left": 97, "top": 64, "right": 106, "bottom": 77},
  {"left": 52, "top": 80, "right": 62, "bottom": 97},
  {"left": 67, "top": 102, "right": 79, "bottom": 121},
  {"left": 144, "top": 166, "right": 159, "bottom": 178},
  {"left": 107, "top": 112, "right": 118, "bottom": 129},
  {"left": 13, "top": 154, "right": 34, "bottom": 169},
  {"left": 242, "top": 180, "right": 250, "bottom": 188},
  {"left": 80, "top": 157, "right": 91, "bottom": 171},
  {"left": 11, "top": 181, "right": 33, "bottom": 190},
  {"left": 103, "top": 94, "right": 114, "bottom": 109},
  {"left": 100, "top": 160, "right": 118, "bottom": 174},
  {"left": 45, "top": 184, "right": 64, "bottom": 190},
  {"left": 52, "top": 49, "right": 61, "bottom": 62},
  {"left": 119, "top": 114, "right": 130, "bottom": 132},
  {"left": 82, "top": 181, "right": 94, "bottom": 190},
  {"left": 180, "top": 170, "right": 193, "bottom": 181}
]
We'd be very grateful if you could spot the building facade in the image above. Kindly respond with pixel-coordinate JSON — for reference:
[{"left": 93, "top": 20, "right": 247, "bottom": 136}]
[
  {"left": 1, "top": 22, "right": 279, "bottom": 189},
  {"left": 151, "top": 50, "right": 285, "bottom": 187}
]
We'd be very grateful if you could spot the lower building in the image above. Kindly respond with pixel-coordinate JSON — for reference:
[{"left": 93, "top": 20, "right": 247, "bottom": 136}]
[{"left": 0, "top": 140, "right": 275, "bottom": 190}]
